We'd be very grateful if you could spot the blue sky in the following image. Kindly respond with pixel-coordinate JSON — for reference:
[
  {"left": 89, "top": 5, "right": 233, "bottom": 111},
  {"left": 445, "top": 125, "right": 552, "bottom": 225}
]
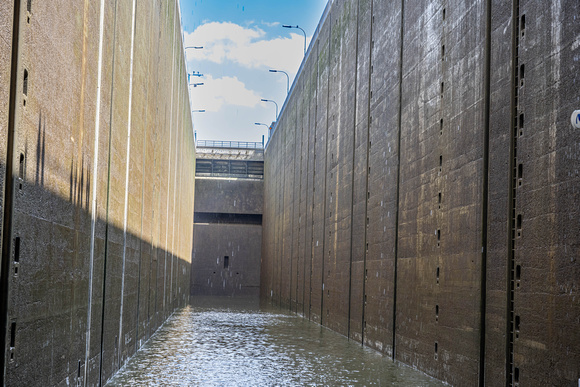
[{"left": 179, "top": 0, "right": 328, "bottom": 143}]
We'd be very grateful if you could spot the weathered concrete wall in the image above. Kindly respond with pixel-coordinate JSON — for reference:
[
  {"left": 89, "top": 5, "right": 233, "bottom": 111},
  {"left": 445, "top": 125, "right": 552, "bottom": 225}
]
[
  {"left": 194, "top": 178, "right": 263, "bottom": 215},
  {"left": 192, "top": 175, "right": 263, "bottom": 297},
  {"left": 261, "top": 0, "right": 580, "bottom": 386},
  {"left": 192, "top": 224, "right": 261, "bottom": 297},
  {"left": 0, "top": 0, "right": 195, "bottom": 386}
]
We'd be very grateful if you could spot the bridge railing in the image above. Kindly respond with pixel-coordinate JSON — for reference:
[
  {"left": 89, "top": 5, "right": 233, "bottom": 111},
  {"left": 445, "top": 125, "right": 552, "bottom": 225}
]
[{"left": 196, "top": 140, "right": 264, "bottom": 150}]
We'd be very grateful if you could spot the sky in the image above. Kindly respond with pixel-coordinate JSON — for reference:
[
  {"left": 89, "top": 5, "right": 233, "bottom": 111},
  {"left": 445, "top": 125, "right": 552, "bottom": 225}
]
[{"left": 179, "top": 0, "right": 329, "bottom": 144}]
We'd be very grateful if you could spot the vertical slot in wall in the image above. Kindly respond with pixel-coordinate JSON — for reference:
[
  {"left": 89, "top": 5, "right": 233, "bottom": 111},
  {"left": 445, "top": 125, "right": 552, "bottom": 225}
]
[{"left": 507, "top": 0, "right": 522, "bottom": 384}]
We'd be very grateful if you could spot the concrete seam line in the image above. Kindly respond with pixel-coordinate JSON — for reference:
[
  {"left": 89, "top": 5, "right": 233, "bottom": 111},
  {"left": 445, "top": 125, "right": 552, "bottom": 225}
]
[
  {"left": 392, "top": 0, "right": 405, "bottom": 361},
  {"left": 85, "top": 0, "right": 106, "bottom": 384},
  {"left": 118, "top": 0, "right": 138, "bottom": 368},
  {"left": 479, "top": 0, "right": 492, "bottom": 384}
]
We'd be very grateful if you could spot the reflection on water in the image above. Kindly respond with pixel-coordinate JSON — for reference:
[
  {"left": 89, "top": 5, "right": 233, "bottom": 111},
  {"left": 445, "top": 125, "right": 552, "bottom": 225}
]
[{"left": 107, "top": 297, "right": 444, "bottom": 386}]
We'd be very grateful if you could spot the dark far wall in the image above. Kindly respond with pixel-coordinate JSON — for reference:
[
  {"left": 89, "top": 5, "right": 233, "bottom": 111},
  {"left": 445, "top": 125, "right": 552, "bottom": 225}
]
[{"left": 192, "top": 171, "right": 263, "bottom": 297}]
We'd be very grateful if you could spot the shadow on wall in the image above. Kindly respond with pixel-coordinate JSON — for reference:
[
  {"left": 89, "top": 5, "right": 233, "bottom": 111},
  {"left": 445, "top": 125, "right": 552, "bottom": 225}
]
[{"left": 2, "top": 165, "right": 192, "bottom": 386}]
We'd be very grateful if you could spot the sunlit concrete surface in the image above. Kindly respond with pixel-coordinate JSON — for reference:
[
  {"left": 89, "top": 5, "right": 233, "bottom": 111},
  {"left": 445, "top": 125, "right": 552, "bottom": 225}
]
[{"left": 0, "top": 0, "right": 195, "bottom": 385}]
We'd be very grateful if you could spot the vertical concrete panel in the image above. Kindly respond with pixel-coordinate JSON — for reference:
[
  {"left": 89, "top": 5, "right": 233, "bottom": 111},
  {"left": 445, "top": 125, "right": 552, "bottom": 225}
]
[
  {"left": 118, "top": 0, "right": 147, "bottom": 365},
  {"left": 437, "top": 1, "right": 486, "bottom": 383},
  {"left": 363, "top": 0, "right": 402, "bottom": 357},
  {"left": 4, "top": 0, "right": 104, "bottom": 384},
  {"left": 265, "top": 118, "right": 284, "bottom": 306},
  {"left": 303, "top": 47, "right": 318, "bottom": 320},
  {"left": 396, "top": 0, "right": 487, "bottom": 383},
  {"left": 135, "top": 0, "right": 157, "bottom": 352},
  {"left": 321, "top": 0, "right": 356, "bottom": 337},
  {"left": 268, "top": 129, "right": 279, "bottom": 305},
  {"left": 509, "top": 1, "right": 580, "bottom": 385},
  {"left": 309, "top": 17, "right": 331, "bottom": 325},
  {"left": 280, "top": 100, "right": 294, "bottom": 309},
  {"left": 485, "top": 0, "right": 512, "bottom": 384},
  {"left": 293, "top": 76, "right": 309, "bottom": 315},
  {"left": 85, "top": 1, "right": 119, "bottom": 384},
  {"left": 276, "top": 121, "right": 284, "bottom": 306},
  {"left": 396, "top": 0, "right": 443, "bottom": 377},
  {"left": 348, "top": 0, "right": 371, "bottom": 344},
  {"left": 100, "top": 0, "right": 133, "bottom": 379},
  {"left": 279, "top": 109, "right": 291, "bottom": 307},
  {"left": 0, "top": 1, "right": 13, "bottom": 269},
  {"left": 0, "top": 3, "right": 13, "bottom": 379},
  {"left": 261, "top": 136, "right": 276, "bottom": 302}
]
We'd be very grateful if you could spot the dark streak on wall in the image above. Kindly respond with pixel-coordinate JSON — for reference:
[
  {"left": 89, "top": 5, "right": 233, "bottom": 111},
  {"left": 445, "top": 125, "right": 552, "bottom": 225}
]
[{"left": 261, "top": 0, "right": 580, "bottom": 385}]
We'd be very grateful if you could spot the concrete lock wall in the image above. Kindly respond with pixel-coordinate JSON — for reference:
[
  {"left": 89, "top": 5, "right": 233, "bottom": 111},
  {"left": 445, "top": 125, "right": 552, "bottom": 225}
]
[
  {"left": 192, "top": 177, "right": 263, "bottom": 297},
  {"left": 261, "top": 0, "right": 580, "bottom": 386},
  {"left": 192, "top": 223, "right": 262, "bottom": 297},
  {"left": 0, "top": 0, "right": 195, "bottom": 386}
]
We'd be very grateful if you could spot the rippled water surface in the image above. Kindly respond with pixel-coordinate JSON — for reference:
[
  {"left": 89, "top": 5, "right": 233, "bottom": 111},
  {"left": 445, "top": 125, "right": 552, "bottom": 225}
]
[{"left": 107, "top": 297, "right": 444, "bottom": 386}]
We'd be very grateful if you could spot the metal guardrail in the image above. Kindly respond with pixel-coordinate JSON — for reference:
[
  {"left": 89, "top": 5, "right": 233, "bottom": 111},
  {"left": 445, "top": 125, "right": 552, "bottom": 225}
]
[
  {"left": 196, "top": 140, "right": 264, "bottom": 149},
  {"left": 195, "top": 159, "right": 264, "bottom": 179}
]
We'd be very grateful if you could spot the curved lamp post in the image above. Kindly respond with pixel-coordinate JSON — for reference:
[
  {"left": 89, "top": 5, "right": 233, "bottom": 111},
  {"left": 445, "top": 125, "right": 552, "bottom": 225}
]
[
  {"left": 188, "top": 72, "right": 203, "bottom": 83},
  {"left": 256, "top": 123, "right": 273, "bottom": 144},
  {"left": 261, "top": 99, "right": 279, "bottom": 120},
  {"left": 282, "top": 25, "right": 306, "bottom": 54},
  {"left": 269, "top": 69, "right": 290, "bottom": 94}
]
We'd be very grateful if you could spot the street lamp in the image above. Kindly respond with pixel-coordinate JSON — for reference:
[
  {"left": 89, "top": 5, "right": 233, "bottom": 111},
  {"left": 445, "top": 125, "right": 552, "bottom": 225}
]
[
  {"left": 255, "top": 123, "right": 273, "bottom": 144},
  {"left": 192, "top": 109, "right": 206, "bottom": 113},
  {"left": 185, "top": 46, "right": 203, "bottom": 50},
  {"left": 283, "top": 25, "right": 307, "bottom": 54},
  {"left": 269, "top": 69, "right": 290, "bottom": 94},
  {"left": 261, "top": 98, "right": 279, "bottom": 120},
  {"left": 188, "top": 72, "right": 203, "bottom": 83}
]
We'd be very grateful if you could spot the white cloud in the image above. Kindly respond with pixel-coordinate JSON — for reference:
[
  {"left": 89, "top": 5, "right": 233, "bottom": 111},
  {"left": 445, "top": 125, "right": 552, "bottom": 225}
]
[
  {"left": 261, "top": 21, "right": 280, "bottom": 28},
  {"left": 184, "top": 22, "right": 306, "bottom": 74},
  {"left": 190, "top": 75, "right": 261, "bottom": 112}
]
